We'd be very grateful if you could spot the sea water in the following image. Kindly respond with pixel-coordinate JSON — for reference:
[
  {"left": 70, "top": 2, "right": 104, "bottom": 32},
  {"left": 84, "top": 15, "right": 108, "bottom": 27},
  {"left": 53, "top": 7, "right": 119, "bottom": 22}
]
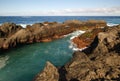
[{"left": 0, "top": 16, "right": 120, "bottom": 81}]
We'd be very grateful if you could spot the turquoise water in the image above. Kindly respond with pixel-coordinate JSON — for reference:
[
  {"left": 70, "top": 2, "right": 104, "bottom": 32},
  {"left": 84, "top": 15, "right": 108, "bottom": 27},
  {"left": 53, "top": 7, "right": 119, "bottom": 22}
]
[
  {"left": 0, "top": 36, "right": 73, "bottom": 81},
  {"left": 0, "top": 16, "right": 120, "bottom": 81}
]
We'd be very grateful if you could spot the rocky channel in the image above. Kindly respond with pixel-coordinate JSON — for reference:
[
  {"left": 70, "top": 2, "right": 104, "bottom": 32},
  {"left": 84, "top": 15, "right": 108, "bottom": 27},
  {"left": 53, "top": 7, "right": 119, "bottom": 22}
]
[{"left": 34, "top": 25, "right": 120, "bottom": 81}]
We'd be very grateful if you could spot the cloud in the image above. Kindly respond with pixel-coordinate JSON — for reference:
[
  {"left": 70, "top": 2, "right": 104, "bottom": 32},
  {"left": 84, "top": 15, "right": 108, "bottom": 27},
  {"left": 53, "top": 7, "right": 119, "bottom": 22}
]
[
  {"left": 44, "top": 7, "right": 120, "bottom": 16},
  {"left": 1, "top": 7, "right": 120, "bottom": 16}
]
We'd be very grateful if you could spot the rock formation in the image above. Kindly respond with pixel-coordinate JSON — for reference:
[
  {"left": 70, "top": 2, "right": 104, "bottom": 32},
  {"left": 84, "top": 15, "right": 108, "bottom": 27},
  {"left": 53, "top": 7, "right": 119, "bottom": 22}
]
[
  {"left": 72, "top": 27, "right": 108, "bottom": 49},
  {"left": 0, "top": 20, "right": 106, "bottom": 50},
  {"left": 34, "top": 25, "right": 120, "bottom": 81},
  {"left": 65, "top": 25, "right": 120, "bottom": 81},
  {"left": 33, "top": 61, "right": 59, "bottom": 81}
]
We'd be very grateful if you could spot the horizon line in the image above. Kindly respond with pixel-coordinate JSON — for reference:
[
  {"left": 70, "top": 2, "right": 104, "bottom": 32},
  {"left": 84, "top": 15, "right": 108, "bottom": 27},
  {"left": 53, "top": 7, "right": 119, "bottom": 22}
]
[{"left": 0, "top": 15, "right": 120, "bottom": 16}]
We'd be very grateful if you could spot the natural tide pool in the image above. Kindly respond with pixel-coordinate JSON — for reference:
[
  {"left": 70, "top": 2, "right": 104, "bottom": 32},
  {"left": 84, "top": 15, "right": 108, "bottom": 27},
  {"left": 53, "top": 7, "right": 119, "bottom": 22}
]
[
  {"left": 0, "top": 36, "right": 73, "bottom": 81},
  {"left": 0, "top": 16, "right": 119, "bottom": 81}
]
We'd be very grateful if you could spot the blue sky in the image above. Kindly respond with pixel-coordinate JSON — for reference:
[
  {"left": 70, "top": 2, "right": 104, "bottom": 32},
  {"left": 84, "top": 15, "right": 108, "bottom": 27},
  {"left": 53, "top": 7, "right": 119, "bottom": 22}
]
[{"left": 0, "top": 0, "right": 120, "bottom": 16}]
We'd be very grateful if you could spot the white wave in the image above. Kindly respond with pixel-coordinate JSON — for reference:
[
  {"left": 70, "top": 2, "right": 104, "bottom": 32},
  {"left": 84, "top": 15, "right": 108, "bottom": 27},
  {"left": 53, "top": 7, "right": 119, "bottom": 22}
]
[
  {"left": 0, "top": 23, "right": 30, "bottom": 28},
  {"left": 107, "top": 23, "right": 119, "bottom": 27},
  {"left": 66, "top": 30, "right": 86, "bottom": 51},
  {"left": 17, "top": 24, "right": 32, "bottom": 28},
  {"left": 0, "top": 56, "right": 9, "bottom": 69},
  {"left": 70, "top": 30, "right": 85, "bottom": 40},
  {"left": 69, "top": 40, "right": 88, "bottom": 51},
  {"left": 64, "top": 30, "right": 85, "bottom": 38}
]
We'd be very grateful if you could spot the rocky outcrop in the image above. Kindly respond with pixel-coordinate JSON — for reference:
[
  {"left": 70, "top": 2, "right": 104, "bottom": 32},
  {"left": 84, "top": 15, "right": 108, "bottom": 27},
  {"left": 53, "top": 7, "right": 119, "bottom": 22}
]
[
  {"left": 64, "top": 20, "right": 106, "bottom": 30},
  {"left": 0, "top": 22, "right": 22, "bottom": 37},
  {"left": 90, "top": 25, "right": 120, "bottom": 54},
  {"left": 0, "top": 20, "right": 106, "bottom": 50},
  {"left": 33, "top": 61, "right": 59, "bottom": 81},
  {"left": 65, "top": 52, "right": 120, "bottom": 81},
  {"left": 34, "top": 25, "right": 120, "bottom": 81},
  {"left": 72, "top": 27, "right": 108, "bottom": 49},
  {"left": 65, "top": 25, "right": 120, "bottom": 81}
]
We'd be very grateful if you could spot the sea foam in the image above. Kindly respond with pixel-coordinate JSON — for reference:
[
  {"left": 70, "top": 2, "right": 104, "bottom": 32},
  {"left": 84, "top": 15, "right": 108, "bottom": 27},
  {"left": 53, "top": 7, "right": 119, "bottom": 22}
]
[
  {"left": 107, "top": 23, "right": 119, "bottom": 27},
  {"left": 66, "top": 30, "right": 86, "bottom": 51},
  {"left": 18, "top": 24, "right": 32, "bottom": 28}
]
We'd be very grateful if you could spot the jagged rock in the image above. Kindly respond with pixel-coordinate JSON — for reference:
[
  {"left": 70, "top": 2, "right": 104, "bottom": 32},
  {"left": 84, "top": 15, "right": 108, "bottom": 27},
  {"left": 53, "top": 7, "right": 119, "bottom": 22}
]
[
  {"left": 34, "top": 61, "right": 59, "bottom": 81},
  {"left": 90, "top": 25, "right": 120, "bottom": 54},
  {"left": 0, "top": 20, "right": 107, "bottom": 50},
  {"left": 65, "top": 52, "right": 93, "bottom": 81},
  {"left": 65, "top": 51, "right": 120, "bottom": 81},
  {"left": 3, "top": 29, "right": 33, "bottom": 49},
  {"left": 64, "top": 25, "right": 120, "bottom": 81},
  {"left": 34, "top": 25, "right": 120, "bottom": 81},
  {"left": 72, "top": 28, "right": 106, "bottom": 49},
  {"left": 0, "top": 22, "right": 22, "bottom": 37}
]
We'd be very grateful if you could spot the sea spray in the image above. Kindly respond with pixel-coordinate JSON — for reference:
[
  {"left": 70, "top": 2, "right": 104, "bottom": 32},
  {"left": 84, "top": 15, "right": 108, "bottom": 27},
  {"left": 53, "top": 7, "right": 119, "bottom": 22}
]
[
  {"left": 65, "top": 30, "right": 86, "bottom": 51},
  {"left": 107, "top": 23, "right": 119, "bottom": 27}
]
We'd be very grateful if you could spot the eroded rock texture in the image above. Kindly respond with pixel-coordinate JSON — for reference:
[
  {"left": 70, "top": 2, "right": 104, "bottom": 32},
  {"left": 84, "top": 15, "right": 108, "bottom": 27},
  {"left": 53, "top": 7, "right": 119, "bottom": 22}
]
[
  {"left": 34, "top": 25, "right": 120, "bottom": 81},
  {"left": 0, "top": 20, "right": 106, "bottom": 50},
  {"left": 34, "top": 61, "right": 59, "bottom": 81}
]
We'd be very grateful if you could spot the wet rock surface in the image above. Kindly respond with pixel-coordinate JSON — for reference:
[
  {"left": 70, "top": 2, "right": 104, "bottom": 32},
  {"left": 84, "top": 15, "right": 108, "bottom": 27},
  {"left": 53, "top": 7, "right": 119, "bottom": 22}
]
[{"left": 34, "top": 25, "right": 120, "bottom": 81}]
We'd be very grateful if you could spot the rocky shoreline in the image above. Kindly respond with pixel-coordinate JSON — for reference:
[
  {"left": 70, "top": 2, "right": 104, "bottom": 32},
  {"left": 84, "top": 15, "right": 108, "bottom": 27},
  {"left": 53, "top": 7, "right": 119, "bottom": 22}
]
[
  {"left": 2, "top": 20, "right": 119, "bottom": 81},
  {"left": 34, "top": 25, "right": 120, "bottom": 81},
  {"left": 0, "top": 20, "right": 106, "bottom": 50}
]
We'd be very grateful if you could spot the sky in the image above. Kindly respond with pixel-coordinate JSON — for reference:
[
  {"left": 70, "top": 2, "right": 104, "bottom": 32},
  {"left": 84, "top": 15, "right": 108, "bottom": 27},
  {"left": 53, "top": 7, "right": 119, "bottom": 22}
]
[{"left": 0, "top": 0, "right": 120, "bottom": 16}]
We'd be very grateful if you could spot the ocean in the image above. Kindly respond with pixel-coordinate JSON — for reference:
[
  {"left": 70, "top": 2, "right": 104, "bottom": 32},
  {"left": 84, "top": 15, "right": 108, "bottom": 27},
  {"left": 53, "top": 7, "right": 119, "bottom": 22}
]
[{"left": 0, "top": 16, "right": 120, "bottom": 81}]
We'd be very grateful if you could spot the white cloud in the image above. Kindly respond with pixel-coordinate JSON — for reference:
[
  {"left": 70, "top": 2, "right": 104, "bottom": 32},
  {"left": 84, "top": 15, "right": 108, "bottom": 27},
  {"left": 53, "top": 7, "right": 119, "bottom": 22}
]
[{"left": 1, "top": 7, "right": 120, "bottom": 16}]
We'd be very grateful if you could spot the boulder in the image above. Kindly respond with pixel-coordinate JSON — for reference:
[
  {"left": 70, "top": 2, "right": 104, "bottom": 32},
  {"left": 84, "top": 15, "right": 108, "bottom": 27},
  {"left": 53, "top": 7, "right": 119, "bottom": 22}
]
[
  {"left": 0, "top": 22, "right": 22, "bottom": 37},
  {"left": 89, "top": 25, "right": 120, "bottom": 54},
  {"left": 34, "top": 61, "right": 59, "bottom": 81},
  {"left": 3, "top": 29, "right": 33, "bottom": 49}
]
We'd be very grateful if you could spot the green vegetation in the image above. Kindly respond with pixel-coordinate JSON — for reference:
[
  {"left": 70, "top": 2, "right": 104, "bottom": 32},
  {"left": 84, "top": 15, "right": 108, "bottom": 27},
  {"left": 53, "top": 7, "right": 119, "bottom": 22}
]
[{"left": 81, "top": 32, "right": 93, "bottom": 38}]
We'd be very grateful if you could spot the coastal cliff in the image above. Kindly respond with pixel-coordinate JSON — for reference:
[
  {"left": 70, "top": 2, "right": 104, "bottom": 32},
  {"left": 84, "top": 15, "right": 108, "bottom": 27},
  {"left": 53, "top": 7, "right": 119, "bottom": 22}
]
[
  {"left": 34, "top": 25, "right": 120, "bottom": 81},
  {"left": 0, "top": 20, "right": 106, "bottom": 50}
]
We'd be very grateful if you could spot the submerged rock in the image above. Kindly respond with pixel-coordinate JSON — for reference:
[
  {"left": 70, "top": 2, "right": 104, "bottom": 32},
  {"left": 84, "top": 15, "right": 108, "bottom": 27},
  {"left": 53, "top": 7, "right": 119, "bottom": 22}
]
[{"left": 34, "top": 61, "right": 59, "bottom": 81}]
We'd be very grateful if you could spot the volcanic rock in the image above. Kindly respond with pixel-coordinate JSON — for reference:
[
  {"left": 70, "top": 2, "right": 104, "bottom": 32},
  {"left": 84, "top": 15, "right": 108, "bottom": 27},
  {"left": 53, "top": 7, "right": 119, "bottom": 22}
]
[
  {"left": 0, "top": 20, "right": 106, "bottom": 50},
  {"left": 34, "top": 61, "right": 59, "bottom": 81},
  {"left": 0, "top": 22, "right": 22, "bottom": 37}
]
